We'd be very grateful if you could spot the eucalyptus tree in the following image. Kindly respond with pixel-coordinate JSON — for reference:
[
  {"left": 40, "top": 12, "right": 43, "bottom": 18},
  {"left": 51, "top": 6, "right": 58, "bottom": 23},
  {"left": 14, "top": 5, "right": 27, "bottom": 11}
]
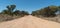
[
  {"left": 1, "top": 5, "right": 16, "bottom": 16},
  {"left": 6, "top": 5, "right": 16, "bottom": 15}
]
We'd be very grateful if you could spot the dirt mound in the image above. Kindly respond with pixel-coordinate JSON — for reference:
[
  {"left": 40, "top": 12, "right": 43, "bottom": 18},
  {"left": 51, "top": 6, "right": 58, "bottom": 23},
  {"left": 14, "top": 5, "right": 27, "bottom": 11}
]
[{"left": 0, "top": 15, "right": 60, "bottom": 28}]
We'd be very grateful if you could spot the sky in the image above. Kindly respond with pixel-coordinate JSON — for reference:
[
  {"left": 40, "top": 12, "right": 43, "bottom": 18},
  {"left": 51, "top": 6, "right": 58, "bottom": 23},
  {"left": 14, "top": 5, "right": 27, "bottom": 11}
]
[{"left": 0, "top": 0, "right": 60, "bottom": 13}]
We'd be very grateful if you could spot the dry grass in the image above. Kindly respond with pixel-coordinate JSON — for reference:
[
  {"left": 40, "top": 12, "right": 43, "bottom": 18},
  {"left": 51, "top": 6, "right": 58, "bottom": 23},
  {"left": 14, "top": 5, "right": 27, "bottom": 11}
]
[
  {"left": 37, "top": 15, "right": 60, "bottom": 23},
  {"left": 0, "top": 14, "right": 23, "bottom": 22}
]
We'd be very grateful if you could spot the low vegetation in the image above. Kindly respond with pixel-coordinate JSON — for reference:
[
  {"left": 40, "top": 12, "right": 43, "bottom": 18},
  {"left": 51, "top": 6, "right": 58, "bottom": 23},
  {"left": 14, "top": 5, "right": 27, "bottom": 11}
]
[
  {"left": 0, "top": 5, "right": 60, "bottom": 23},
  {"left": 0, "top": 5, "right": 29, "bottom": 22},
  {"left": 31, "top": 5, "right": 60, "bottom": 23}
]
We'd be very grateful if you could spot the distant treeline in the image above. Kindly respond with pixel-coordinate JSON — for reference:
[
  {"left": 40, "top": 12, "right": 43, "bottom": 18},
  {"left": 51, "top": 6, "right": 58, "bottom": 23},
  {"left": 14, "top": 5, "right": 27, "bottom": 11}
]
[
  {"left": 0, "top": 5, "right": 29, "bottom": 17},
  {"left": 31, "top": 5, "right": 60, "bottom": 17},
  {"left": 0, "top": 5, "right": 60, "bottom": 17}
]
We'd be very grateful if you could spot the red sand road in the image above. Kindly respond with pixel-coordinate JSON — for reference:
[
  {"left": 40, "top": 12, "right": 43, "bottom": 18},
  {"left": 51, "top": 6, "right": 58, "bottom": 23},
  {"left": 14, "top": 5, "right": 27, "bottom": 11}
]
[{"left": 0, "top": 15, "right": 60, "bottom": 28}]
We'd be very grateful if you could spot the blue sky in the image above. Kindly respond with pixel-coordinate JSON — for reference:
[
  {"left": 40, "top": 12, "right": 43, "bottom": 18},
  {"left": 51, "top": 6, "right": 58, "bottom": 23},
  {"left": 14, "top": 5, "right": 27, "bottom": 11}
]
[{"left": 0, "top": 0, "right": 60, "bottom": 13}]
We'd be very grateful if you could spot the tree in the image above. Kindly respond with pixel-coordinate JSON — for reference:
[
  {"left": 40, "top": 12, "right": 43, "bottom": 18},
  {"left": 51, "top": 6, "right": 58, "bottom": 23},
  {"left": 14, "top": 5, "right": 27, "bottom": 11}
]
[
  {"left": 1, "top": 5, "right": 16, "bottom": 16},
  {"left": 31, "top": 5, "right": 58, "bottom": 17},
  {"left": 58, "top": 6, "right": 60, "bottom": 15},
  {"left": 1, "top": 4, "right": 29, "bottom": 16},
  {"left": 31, "top": 11, "right": 37, "bottom": 16},
  {"left": 6, "top": 5, "right": 16, "bottom": 15},
  {"left": 13, "top": 10, "right": 21, "bottom": 16},
  {"left": 1, "top": 10, "right": 9, "bottom": 14},
  {"left": 21, "top": 11, "right": 29, "bottom": 15}
]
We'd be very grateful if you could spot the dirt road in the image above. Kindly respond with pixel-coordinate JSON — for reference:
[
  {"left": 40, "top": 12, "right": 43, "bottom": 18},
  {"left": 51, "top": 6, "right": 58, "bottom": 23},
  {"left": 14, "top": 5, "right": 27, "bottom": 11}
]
[{"left": 0, "top": 15, "right": 60, "bottom": 28}]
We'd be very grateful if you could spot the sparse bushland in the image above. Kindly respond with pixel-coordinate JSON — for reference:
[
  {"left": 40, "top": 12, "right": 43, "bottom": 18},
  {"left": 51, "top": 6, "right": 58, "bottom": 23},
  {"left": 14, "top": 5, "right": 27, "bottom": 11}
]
[
  {"left": 31, "top": 5, "right": 59, "bottom": 17},
  {"left": 31, "top": 5, "right": 60, "bottom": 23},
  {"left": 0, "top": 5, "right": 60, "bottom": 23},
  {"left": 0, "top": 5, "right": 29, "bottom": 22}
]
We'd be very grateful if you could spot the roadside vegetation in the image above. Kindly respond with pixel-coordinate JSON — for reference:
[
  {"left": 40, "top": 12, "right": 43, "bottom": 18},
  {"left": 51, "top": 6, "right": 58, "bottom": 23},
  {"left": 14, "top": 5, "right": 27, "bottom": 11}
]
[
  {"left": 0, "top": 4, "right": 29, "bottom": 22},
  {"left": 0, "top": 5, "right": 60, "bottom": 23},
  {"left": 31, "top": 5, "right": 60, "bottom": 23}
]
